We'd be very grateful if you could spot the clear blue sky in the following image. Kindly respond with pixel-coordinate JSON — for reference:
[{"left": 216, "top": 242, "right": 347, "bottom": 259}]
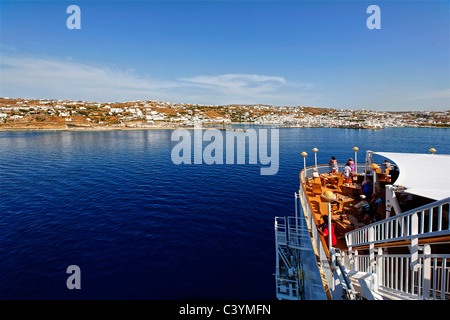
[{"left": 1, "top": 0, "right": 449, "bottom": 111}]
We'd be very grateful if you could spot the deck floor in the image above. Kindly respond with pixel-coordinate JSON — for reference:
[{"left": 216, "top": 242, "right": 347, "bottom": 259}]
[{"left": 304, "top": 177, "right": 381, "bottom": 250}]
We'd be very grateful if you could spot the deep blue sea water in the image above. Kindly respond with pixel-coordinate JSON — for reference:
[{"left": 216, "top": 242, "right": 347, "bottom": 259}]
[{"left": 0, "top": 126, "right": 449, "bottom": 299}]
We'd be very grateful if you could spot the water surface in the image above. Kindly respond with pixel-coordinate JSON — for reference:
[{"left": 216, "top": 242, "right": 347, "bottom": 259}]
[{"left": 0, "top": 127, "right": 448, "bottom": 299}]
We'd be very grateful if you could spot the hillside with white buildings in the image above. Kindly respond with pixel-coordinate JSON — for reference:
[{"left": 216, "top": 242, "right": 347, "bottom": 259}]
[{"left": 0, "top": 97, "right": 448, "bottom": 130}]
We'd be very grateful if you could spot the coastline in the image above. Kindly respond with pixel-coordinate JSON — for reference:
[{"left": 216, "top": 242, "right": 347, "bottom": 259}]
[
  {"left": 0, "top": 126, "right": 187, "bottom": 132},
  {"left": 1, "top": 124, "right": 448, "bottom": 132},
  {"left": 0, "top": 124, "right": 250, "bottom": 132}
]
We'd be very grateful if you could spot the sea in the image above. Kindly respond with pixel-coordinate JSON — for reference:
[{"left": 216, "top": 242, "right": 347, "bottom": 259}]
[{"left": 0, "top": 126, "right": 449, "bottom": 300}]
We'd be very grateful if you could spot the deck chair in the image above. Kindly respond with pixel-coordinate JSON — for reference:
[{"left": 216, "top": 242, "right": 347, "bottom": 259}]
[
  {"left": 312, "top": 183, "right": 322, "bottom": 196},
  {"left": 331, "top": 202, "right": 339, "bottom": 212},
  {"left": 304, "top": 176, "right": 312, "bottom": 191}
]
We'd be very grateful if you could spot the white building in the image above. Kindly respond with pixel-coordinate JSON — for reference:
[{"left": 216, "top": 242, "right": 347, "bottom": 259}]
[{"left": 110, "top": 108, "right": 124, "bottom": 114}]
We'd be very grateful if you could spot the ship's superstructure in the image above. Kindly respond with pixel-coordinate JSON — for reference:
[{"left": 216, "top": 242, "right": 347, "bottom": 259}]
[{"left": 275, "top": 149, "right": 450, "bottom": 300}]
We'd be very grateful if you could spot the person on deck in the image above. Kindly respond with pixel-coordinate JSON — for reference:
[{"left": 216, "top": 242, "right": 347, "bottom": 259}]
[
  {"left": 343, "top": 164, "right": 351, "bottom": 183},
  {"left": 390, "top": 166, "right": 399, "bottom": 184},
  {"left": 361, "top": 179, "right": 373, "bottom": 200},
  {"left": 329, "top": 156, "right": 338, "bottom": 174},
  {"left": 380, "top": 160, "right": 392, "bottom": 172},
  {"left": 363, "top": 193, "right": 383, "bottom": 224},
  {"left": 354, "top": 194, "right": 369, "bottom": 213},
  {"left": 347, "top": 158, "right": 356, "bottom": 173},
  {"left": 318, "top": 215, "right": 337, "bottom": 247},
  {"left": 312, "top": 167, "right": 320, "bottom": 179},
  {"left": 353, "top": 194, "right": 370, "bottom": 220}
]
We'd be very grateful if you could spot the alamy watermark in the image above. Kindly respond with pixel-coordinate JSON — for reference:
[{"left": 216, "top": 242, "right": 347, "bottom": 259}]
[
  {"left": 66, "top": 5, "right": 81, "bottom": 30},
  {"left": 65, "top": 4, "right": 380, "bottom": 31},
  {"left": 66, "top": 265, "right": 81, "bottom": 289},
  {"left": 366, "top": 5, "right": 381, "bottom": 30},
  {"left": 171, "top": 122, "right": 279, "bottom": 175}
]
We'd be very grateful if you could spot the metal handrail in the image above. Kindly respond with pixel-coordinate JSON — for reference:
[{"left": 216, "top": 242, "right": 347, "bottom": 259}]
[
  {"left": 345, "top": 197, "right": 450, "bottom": 248},
  {"left": 343, "top": 252, "right": 450, "bottom": 300},
  {"left": 342, "top": 197, "right": 450, "bottom": 300}
]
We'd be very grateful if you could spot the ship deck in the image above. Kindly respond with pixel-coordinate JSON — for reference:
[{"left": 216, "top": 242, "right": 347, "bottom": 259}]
[
  {"left": 283, "top": 152, "right": 450, "bottom": 300},
  {"left": 302, "top": 170, "right": 387, "bottom": 250}
]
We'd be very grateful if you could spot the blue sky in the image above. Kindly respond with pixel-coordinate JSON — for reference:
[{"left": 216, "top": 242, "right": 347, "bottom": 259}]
[{"left": 0, "top": 0, "right": 449, "bottom": 111}]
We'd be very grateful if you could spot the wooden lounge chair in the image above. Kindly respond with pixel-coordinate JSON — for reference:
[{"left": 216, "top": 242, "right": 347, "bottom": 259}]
[
  {"left": 304, "top": 176, "right": 313, "bottom": 191},
  {"left": 337, "top": 176, "right": 345, "bottom": 188},
  {"left": 312, "top": 183, "right": 322, "bottom": 196}
]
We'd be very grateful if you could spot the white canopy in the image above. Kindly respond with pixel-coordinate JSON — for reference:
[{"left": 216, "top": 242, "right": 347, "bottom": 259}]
[{"left": 372, "top": 151, "right": 450, "bottom": 201}]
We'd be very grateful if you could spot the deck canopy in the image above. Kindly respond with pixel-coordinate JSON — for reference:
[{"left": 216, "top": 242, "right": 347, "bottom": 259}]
[{"left": 371, "top": 151, "right": 450, "bottom": 201}]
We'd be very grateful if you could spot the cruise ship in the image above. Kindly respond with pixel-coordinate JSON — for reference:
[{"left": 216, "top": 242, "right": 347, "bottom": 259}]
[{"left": 275, "top": 148, "right": 450, "bottom": 300}]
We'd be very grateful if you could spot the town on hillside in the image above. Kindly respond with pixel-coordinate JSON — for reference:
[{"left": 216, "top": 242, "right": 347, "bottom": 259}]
[{"left": 0, "top": 97, "right": 448, "bottom": 130}]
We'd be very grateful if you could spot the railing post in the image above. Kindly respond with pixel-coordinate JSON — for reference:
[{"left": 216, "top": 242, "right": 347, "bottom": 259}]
[
  {"left": 437, "top": 205, "right": 442, "bottom": 232},
  {"left": 410, "top": 213, "right": 420, "bottom": 272},
  {"left": 347, "top": 239, "right": 354, "bottom": 271},
  {"left": 441, "top": 258, "right": 447, "bottom": 300},
  {"left": 422, "top": 244, "right": 431, "bottom": 300},
  {"left": 376, "top": 248, "right": 383, "bottom": 287},
  {"left": 369, "top": 226, "right": 375, "bottom": 273}
]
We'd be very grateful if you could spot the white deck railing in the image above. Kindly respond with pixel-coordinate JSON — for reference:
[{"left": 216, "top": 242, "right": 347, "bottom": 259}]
[
  {"left": 343, "top": 252, "right": 450, "bottom": 300},
  {"left": 345, "top": 197, "right": 450, "bottom": 248},
  {"left": 343, "top": 198, "right": 450, "bottom": 300}
]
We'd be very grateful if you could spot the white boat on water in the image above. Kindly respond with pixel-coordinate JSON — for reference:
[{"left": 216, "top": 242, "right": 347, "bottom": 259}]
[{"left": 275, "top": 149, "right": 450, "bottom": 300}]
